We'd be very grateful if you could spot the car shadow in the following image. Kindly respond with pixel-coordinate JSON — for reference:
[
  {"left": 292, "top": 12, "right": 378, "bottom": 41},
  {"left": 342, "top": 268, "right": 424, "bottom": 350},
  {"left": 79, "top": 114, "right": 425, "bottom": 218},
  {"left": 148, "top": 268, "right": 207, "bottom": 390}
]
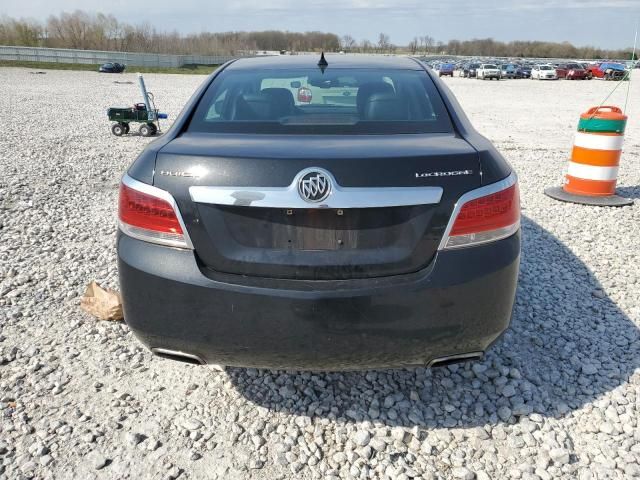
[{"left": 225, "top": 216, "right": 639, "bottom": 428}]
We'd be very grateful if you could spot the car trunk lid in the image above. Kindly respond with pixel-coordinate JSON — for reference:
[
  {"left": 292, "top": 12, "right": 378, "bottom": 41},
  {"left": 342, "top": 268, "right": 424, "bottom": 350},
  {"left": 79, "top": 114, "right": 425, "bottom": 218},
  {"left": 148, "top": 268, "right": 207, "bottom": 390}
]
[{"left": 154, "top": 132, "right": 481, "bottom": 280}]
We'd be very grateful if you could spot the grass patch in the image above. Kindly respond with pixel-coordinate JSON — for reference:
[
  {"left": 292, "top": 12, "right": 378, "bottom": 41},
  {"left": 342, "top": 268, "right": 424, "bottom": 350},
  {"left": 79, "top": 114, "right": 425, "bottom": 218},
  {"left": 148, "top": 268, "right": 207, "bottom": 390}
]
[{"left": 0, "top": 60, "right": 218, "bottom": 75}]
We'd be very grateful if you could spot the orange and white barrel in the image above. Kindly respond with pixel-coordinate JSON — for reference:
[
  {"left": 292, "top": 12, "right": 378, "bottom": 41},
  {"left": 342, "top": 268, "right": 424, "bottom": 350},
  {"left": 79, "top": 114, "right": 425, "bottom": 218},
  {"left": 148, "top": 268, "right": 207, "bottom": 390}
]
[{"left": 564, "top": 106, "right": 626, "bottom": 197}]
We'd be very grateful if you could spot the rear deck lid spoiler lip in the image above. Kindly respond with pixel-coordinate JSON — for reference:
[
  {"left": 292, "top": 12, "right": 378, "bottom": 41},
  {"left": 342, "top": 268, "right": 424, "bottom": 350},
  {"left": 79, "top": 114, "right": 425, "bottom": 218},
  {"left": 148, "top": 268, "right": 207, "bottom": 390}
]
[{"left": 188, "top": 167, "right": 443, "bottom": 209}]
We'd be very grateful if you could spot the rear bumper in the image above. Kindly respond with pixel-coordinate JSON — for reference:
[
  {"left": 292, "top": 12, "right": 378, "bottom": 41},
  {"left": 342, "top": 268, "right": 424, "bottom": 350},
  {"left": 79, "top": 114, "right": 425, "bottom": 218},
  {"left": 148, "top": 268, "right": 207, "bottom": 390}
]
[{"left": 118, "top": 232, "right": 520, "bottom": 370}]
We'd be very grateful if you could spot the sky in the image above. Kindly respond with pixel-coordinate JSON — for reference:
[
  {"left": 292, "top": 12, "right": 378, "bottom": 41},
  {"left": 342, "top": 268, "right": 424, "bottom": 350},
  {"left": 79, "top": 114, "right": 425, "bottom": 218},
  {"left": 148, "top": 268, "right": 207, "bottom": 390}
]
[{"left": 2, "top": 0, "right": 640, "bottom": 49}]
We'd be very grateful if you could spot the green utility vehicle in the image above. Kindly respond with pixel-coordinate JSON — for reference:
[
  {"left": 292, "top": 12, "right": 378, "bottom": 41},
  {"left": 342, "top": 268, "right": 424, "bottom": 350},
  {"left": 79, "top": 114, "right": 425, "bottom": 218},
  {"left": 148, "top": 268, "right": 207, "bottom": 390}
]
[
  {"left": 108, "top": 104, "right": 162, "bottom": 137},
  {"left": 108, "top": 74, "right": 167, "bottom": 137}
]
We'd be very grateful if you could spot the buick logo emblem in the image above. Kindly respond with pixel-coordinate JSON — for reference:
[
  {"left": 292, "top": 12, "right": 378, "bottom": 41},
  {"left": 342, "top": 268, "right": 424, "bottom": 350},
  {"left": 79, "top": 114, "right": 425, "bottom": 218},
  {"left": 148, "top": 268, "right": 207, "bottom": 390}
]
[{"left": 298, "top": 170, "right": 331, "bottom": 203}]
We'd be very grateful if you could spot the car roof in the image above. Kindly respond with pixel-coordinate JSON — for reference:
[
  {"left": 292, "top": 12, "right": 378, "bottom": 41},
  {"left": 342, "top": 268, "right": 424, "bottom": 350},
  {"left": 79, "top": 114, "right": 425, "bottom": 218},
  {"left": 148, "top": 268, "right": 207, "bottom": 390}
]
[{"left": 226, "top": 54, "right": 423, "bottom": 71}]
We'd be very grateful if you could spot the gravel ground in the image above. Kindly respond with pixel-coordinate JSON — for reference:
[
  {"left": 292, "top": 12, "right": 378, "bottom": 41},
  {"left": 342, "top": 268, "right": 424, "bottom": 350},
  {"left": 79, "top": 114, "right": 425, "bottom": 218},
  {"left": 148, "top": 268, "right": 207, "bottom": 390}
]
[{"left": 1, "top": 67, "right": 639, "bottom": 480}]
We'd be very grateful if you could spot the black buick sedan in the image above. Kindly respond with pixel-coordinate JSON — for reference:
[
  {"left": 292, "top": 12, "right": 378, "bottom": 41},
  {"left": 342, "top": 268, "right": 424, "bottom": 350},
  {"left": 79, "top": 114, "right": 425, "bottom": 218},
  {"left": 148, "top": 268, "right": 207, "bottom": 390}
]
[{"left": 117, "top": 54, "right": 520, "bottom": 370}]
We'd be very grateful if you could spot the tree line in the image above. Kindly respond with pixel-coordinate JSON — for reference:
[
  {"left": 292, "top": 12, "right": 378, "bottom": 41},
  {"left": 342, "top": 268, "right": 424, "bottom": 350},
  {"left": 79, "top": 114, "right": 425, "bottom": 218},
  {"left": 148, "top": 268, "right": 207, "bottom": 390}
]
[
  {"left": 0, "top": 10, "right": 634, "bottom": 60},
  {"left": 0, "top": 11, "right": 341, "bottom": 54},
  {"left": 430, "top": 38, "right": 634, "bottom": 60}
]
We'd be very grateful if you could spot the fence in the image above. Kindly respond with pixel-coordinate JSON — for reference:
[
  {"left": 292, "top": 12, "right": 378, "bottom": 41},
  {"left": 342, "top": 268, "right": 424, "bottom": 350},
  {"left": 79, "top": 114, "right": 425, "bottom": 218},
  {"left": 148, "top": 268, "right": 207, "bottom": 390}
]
[{"left": 0, "top": 46, "right": 240, "bottom": 67}]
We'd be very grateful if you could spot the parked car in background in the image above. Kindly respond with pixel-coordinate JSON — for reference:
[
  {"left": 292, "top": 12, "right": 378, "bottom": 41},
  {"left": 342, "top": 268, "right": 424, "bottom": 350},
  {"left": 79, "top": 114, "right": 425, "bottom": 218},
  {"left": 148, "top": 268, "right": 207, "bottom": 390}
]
[
  {"left": 99, "top": 62, "right": 126, "bottom": 73},
  {"left": 587, "top": 62, "right": 627, "bottom": 80},
  {"left": 577, "top": 62, "right": 594, "bottom": 79},
  {"left": 117, "top": 54, "right": 520, "bottom": 370},
  {"left": 554, "top": 64, "right": 569, "bottom": 79},
  {"left": 518, "top": 65, "right": 532, "bottom": 78},
  {"left": 531, "top": 64, "right": 557, "bottom": 80},
  {"left": 564, "top": 63, "right": 589, "bottom": 80},
  {"left": 436, "top": 63, "right": 455, "bottom": 77},
  {"left": 477, "top": 64, "right": 501, "bottom": 80},
  {"left": 501, "top": 64, "right": 518, "bottom": 79},
  {"left": 462, "top": 63, "right": 481, "bottom": 78}
]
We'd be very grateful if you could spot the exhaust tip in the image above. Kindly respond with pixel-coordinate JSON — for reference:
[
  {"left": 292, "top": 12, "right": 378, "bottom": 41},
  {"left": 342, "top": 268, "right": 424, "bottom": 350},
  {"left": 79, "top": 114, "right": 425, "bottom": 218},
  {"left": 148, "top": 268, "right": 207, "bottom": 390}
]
[
  {"left": 428, "top": 351, "right": 483, "bottom": 368},
  {"left": 151, "top": 348, "right": 206, "bottom": 365}
]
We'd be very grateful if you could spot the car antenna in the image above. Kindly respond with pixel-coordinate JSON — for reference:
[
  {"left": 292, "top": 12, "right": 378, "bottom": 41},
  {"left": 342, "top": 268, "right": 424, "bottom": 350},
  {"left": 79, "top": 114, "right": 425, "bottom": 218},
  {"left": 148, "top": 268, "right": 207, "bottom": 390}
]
[{"left": 318, "top": 52, "right": 328, "bottom": 73}]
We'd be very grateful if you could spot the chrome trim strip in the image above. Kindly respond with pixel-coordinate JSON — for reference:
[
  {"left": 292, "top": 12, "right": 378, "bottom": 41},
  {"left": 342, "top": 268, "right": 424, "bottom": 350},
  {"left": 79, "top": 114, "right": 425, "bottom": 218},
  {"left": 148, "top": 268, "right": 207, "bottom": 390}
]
[
  {"left": 189, "top": 168, "right": 443, "bottom": 209},
  {"left": 437, "top": 171, "right": 518, "bottom": 251},
  {"left": 120, "top": 173, "right": 194, "bottom": 249}
]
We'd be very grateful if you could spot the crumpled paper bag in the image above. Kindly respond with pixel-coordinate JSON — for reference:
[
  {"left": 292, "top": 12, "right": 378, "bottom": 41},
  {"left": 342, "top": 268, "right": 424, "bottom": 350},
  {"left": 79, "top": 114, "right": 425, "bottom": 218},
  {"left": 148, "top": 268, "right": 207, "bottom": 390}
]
[{"left": 80, "top": 281, "right": 123, "bottom": 321}]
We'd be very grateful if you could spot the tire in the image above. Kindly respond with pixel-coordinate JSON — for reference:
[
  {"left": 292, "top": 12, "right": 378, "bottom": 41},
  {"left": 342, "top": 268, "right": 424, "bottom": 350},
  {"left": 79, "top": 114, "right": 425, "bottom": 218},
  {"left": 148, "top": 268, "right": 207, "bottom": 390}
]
[
  {"left": 139, "top": 124, "right": 152, "bottom": 137},
  {"left": 149, "top": 123, "right": 158, "bottom": 136},
  {"left": 123, "top": 123, "right": 130, "bottom": 134},
  {"left": 111, "top": 123, "right": 124, "bottom": 136}
]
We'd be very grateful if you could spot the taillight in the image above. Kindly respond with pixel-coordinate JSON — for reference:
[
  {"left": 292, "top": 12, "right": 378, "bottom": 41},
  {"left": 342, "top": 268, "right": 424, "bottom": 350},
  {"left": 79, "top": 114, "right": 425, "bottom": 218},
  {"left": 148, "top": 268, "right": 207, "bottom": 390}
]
[
  {"left": 441, "top": 175, "right": 520, "bottom": 250},
  {"left": 297, "top": 86, "right": 312, "bottom": 103},
  {"left": 118, "top": 175, "right": 191, "bottom": 249}
]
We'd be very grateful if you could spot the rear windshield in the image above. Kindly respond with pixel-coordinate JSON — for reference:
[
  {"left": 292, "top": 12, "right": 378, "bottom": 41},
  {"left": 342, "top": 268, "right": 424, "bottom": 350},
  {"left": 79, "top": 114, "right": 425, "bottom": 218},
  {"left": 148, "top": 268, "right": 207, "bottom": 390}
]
[{"left": 187, "top": 68, "right": 453, "bottom": 135}]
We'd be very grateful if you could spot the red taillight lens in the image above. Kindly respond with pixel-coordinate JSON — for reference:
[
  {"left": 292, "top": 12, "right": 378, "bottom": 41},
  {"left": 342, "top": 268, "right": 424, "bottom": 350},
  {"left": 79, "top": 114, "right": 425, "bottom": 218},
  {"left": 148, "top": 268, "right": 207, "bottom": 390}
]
[
  {"left": 451, "top": 184, "right": 519, "bottom": 236},
  {"left": 119, "top": 183, "right": 183, "bottom": 234},
  {"left": 444, "top": 182, "right": 520, "bottom": 249},
  {"left": 118, "top": 179, "right": 189, "bottom": 248}
]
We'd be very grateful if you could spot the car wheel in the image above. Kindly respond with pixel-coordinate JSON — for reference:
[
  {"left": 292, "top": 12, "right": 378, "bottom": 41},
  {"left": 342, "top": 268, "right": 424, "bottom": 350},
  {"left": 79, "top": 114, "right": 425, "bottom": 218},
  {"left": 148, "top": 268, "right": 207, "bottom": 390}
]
[
  {"left": 139, "top": 124, "right": 152, "bottom": 137},
  {"left": 111, "top": 123, "right": 125, "bottom": 136}
]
